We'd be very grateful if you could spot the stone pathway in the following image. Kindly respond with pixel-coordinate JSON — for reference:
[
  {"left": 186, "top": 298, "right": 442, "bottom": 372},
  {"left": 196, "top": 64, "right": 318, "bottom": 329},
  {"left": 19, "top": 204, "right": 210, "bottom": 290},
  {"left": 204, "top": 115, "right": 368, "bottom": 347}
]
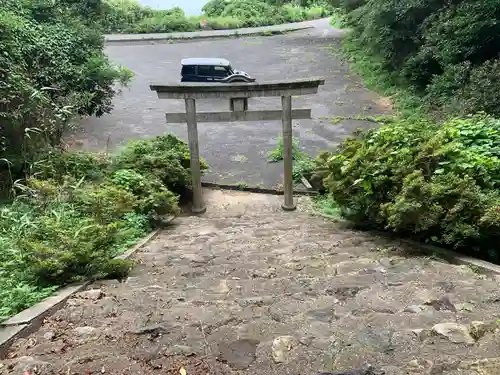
[{"left": 3, "top": 190, "right": 500, "bottom": 375}]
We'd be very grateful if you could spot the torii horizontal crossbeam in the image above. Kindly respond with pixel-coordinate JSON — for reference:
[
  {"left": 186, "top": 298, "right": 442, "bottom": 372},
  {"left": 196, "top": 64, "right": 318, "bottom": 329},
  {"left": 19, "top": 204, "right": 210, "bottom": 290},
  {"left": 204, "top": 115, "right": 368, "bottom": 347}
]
[
  {"left": 165, "top": 109, "right": 311, "bottom": 123},
  {"left": 150, "top": 78, "right": 325, "bottom": 99}
]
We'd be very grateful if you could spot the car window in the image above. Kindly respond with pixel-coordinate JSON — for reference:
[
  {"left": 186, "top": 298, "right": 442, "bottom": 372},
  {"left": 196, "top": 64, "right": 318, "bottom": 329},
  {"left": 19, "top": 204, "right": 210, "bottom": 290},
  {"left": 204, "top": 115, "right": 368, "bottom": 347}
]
[
  {"left": 197, "top": 65, "right": 211, "bottom": 76},
  {"left": 213, "top": 66, "right": 228, "bottom": 77},
  {"left": 181, "top": 65, "right": 195, "bottom": 75}
]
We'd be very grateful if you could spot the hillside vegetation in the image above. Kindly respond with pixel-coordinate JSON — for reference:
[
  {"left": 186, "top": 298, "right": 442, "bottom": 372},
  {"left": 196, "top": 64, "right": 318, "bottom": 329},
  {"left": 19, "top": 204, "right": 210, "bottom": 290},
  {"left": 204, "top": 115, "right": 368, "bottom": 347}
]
[{"left": 99, "top": 0, "right": 332, "bottom": 34}]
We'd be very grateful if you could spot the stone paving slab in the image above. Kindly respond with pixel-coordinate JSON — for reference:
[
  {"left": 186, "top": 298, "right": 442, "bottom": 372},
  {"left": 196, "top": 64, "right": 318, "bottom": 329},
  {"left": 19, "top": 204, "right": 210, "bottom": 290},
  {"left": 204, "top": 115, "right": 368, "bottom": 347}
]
[{"left": 2, "top": 190, "right": 500, "bottom": 375}]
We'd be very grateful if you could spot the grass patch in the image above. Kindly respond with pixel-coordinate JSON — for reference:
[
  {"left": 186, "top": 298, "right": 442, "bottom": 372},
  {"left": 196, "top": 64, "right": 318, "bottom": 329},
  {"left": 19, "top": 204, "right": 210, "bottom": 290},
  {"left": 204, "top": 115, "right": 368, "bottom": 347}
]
[
  {"left": 267, "top": 136, "right": 301, "bottom": 162},
  {"left": 327, "top": 114, "right": 395, "bottom": 125},
  {"left": 237, "top": 181, "right": 249, "bottom": 189},
  {"left": 267, "top": 137, "right": 316, "bottom": 184},
  {"left": 312, "top": 195, "right": 341, "bottom": 218}
]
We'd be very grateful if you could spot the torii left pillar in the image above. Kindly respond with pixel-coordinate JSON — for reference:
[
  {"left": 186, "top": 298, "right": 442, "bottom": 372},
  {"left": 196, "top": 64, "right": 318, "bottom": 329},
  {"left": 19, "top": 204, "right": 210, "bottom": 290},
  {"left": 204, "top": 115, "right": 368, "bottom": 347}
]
[{"left": 184, "top": 98, "right": 205, "bottom": 213}]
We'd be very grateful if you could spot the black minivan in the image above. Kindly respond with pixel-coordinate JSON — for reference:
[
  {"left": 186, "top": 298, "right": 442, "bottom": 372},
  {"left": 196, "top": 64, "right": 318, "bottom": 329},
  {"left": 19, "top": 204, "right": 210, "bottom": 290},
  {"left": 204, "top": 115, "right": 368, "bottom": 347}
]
[{"left": 181, "top": 58, "right": 256, "bottom": 83}]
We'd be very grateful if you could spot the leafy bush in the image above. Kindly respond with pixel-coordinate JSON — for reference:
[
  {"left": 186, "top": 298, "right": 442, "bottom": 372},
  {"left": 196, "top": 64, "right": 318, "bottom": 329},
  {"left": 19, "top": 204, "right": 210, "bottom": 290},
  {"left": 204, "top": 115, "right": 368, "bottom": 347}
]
[
  {"left": 305, "top": 6, "right": 327, "bottom": 20},
  {"left": 114, "top": 135, "right": 208, "bottom": 195},
  {"left": 280, "top": 4, "right": 307, "bottom": 22},
  {"left": 268, "top": 136, "right": 301, "bottom": 162},
  {"left": 108, "top": 169, "right": 180, "bottom": 216},
  {"left": 222, "top": 0, "right": 274, "bottom": 20},
  {"left": 205, "top": 16, "right": 243, "bottom": 30},
  {"left": 318, "top": 114, "right": 500, "bottom": 261},
  {"left": 36, "top": 151, "right": 112, "bottom": 182},
  {"left": 127, "top": 14, "right": 199, "bottom": 33},
  {"left": 202, "top": 0, "right": 229, "bottom": 17},
  {"left": 71, "top": 183, "right": 139, "bottom": 224},
  {"left": 0, "top": 132, "right": 201, "bottom": 321},
  {"left": 0, "top": 0, "right": 132, "bottom": 195},
  {"left": 15, "top": 207, "right": 134, "bottom": 285}
]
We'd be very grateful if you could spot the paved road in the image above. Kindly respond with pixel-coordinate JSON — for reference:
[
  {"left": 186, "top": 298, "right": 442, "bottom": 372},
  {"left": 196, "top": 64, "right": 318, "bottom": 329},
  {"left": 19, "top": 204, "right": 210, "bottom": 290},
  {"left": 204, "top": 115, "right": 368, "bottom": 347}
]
[
  {"left": 105, "top": 19, "right": 319, "bottom": 42},
  {"left": 73, "top": 19, "right": 390, "bottom": 188},
  {"left": 4, "top": 190, "right": 500, "bottom": 374}
]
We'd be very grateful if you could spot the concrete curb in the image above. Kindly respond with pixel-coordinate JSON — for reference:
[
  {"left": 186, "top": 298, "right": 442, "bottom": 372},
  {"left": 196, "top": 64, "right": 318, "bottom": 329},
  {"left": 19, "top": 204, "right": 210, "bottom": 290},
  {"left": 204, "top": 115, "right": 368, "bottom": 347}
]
[
  {"left": 316, "top": 213, "right": 500, "bottom": 276},
  {"left": 201, "top": 181, "right": 318, "bottom": 196},
  {"left": 0, "top": 228, "right": 163, "bottom": 358},
  {"left": 104, "top": 25, "right": 315, "bottom": 44}
]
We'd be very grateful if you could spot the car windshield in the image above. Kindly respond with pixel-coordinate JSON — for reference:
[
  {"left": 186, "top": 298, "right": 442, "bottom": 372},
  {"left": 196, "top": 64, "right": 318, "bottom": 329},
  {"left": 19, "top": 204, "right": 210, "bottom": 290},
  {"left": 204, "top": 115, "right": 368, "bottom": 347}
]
[{"left": 227, "top": 66, "right": 234, "bottom": 75}]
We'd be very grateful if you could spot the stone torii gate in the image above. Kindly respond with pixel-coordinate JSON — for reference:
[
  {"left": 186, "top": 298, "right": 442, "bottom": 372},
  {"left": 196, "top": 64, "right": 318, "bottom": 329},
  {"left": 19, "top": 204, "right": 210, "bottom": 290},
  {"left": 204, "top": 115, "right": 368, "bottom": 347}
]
[{"left": 150, "top": 78, "right": 325, "bottom": 213}]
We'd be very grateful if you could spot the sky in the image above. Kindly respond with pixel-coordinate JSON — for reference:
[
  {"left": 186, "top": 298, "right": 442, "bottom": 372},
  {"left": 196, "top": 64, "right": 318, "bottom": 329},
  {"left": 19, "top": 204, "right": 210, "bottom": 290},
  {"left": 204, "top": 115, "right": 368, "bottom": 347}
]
[{"left": 136, "top": 0, "right": 208, "bottom": 16}]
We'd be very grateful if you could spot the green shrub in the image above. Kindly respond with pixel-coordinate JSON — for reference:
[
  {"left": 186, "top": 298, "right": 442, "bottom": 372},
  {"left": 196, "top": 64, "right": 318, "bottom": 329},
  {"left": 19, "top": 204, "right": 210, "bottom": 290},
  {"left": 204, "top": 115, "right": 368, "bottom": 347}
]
[
  {"left": 72, "top": 183, "right": 139, "bottom": 224},
  {"left": 267, "top": 136, "right": 301, "bottom": 162},
  {"left": 205, "top": 16, "right": 243, "bottom": 30},
  {"left": 0, "top": 0, "right": 131, "bottom": 195},
  {"left": 318, "top": 114, "right": 500, "bottom": 261},
  {"left": 0, "top": 131, "right": 200, "bottom": 320},
  {"left": 0, "top": 200, "right": 137, "bottom": 286},
  {"left": 280, "top": 4, "right": 306, "bottom": 22},
  {"left": 15, "top": 208, "right": 134, "bottom": 285},
  {"left": 35, "top": 150, "right": 112, "bottom": 182},
  {"left": 0, "top": 277, "right": 56, "bottom": 322},
  {"left": 127, "top": 14, "right": 199, "bottom": 33},
  {"left": 293, "top": 156, "right": 315, "bottom": 183},
  {"left": 108, "top": 169, "right": 180, "bottom": 216},
  {"left": 202, "top": 0, "right": 229, "bottom": 17},
  {"left": 305, "top": 6, "right": 326, "bottom": 20},
  {"left": 95, "top": 0, "right": 330, "bottom": 35},
  {"left": 114, "top": 135, "right": 208, "bottom": 195},
  {"left": 221, "top": 0, "right": 274, "bottom": 20}
]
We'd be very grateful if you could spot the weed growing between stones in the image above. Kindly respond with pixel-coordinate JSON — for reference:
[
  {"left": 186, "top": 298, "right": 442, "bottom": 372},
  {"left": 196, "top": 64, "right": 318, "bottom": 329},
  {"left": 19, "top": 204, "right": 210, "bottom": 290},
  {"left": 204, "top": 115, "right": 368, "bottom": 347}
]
[{"left": 267, "top": 136, "right": 316, "bottom": 183}]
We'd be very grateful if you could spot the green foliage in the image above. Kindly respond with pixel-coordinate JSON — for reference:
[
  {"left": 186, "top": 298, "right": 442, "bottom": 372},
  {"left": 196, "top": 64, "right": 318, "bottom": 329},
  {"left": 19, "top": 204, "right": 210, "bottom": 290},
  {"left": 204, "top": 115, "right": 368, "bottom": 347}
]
[
  {"left": 0, "top": 0, "right": 132, "bottom": 194},
  {"left": 205, "top": 16, "right": 243, "bottom": 30},
  {"left": 108, "top": 169, "right": 180, "bottom": 216},
  {"left": 338, "top": 0, "right": 500, "bottom": 117},
  {"left": 99, "top": 0, "right": 332, "bottom": 34},
  {"left": 267, "top": 137, "right": 315, "bottom": 183},
  {"left": 127, "top": 14, "right": 198, "bottom": 33},
  {"left": 312, "top": 195, "right": 341, "bottom": 218},
  {"left": 268, "top": 136, "right": 301, "bottom": 162},
  {"left": 317, "top": 114, "right": 500, "bottom": 261},
  {"left": 114, "top": 135, "right": 208, "bottom": 195},
  {"left": 279, "top": 4, "right": 307, "bottom": 22},
  {"left": 14, "top": 206, "right": 134, "bottom": 285},
  {"left": 293, "top": 155, "right": 315, "bottom": 183},
  {"left": 36, "top": 151, "right": 112, "bottom": 182},
  {"left": 202, "top": 0, "right": 229, "bottom": 17}
]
